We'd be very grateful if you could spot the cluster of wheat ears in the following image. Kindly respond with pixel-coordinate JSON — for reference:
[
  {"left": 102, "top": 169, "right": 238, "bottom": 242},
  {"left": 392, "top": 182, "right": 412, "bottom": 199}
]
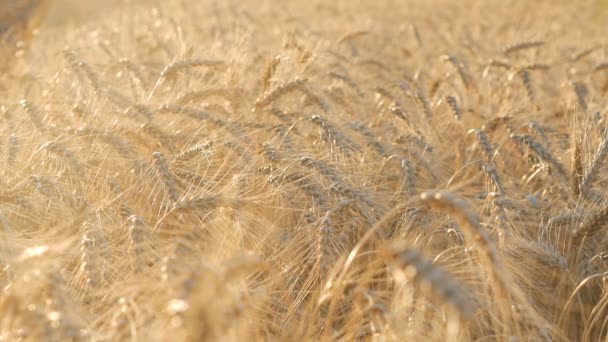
[{"left": 0, "top": 0, "right": 608, "bottom": 340}]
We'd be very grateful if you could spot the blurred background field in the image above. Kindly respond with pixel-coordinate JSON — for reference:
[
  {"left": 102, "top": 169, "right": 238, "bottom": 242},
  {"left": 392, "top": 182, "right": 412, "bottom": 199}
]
[{"left": 46, "top": 0, "right": 127, "bottom": 26}]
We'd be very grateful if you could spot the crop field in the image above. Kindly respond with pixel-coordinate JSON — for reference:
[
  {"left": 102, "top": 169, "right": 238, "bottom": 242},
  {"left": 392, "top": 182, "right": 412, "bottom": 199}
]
[{"left": 0, "top": 0, "right": 608, "bottom": 340}]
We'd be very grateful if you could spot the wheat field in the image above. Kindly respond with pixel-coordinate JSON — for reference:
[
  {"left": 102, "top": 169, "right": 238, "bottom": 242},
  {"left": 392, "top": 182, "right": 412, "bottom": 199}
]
[{"left": 1, "top": 0, "right": 608, "bottom": 341}]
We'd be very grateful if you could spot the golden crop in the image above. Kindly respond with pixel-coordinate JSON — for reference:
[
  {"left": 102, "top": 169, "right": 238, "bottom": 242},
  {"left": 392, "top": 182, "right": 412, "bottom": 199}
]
[{"left": 0, "top": 0, "right": 607, "bottom": 340}]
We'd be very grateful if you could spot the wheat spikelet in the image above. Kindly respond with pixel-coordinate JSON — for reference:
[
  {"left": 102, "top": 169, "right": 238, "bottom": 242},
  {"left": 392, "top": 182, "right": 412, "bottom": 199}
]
[
  {"left": 316, "top": 206, "right": 339, "bottom": 278},
  {"left": 123, "top": 104, "right": 155, "bottom": 121},
  {"left": 299, "top": 155, "right": 343, "bottom": 184},
  {"left": 159, "top": 104, "right": 211, "bottom": 122},
  {"left": 35, "top": 141, "right": 83, "bottom": 174},
  {"left": 503, "top": 40, "right": 545, "bottom": 55},
  {"left": 63, "top": 49, "right": 101, "bottom": 90},
  {"left": 528, "top": 120, "right": 550, "bottom": 147},
  {"left": 441, "top": 54, "right": 475, "bottom": 91},
  {"left": 389, "top": 104, "right": 412, "bottom": 125},
  {"left": 329, "top": 182, "right": 377, "bottom": 212},
  {"left": 253, "top": 78, "right": 306, "bottom": 112},
  {"left": 18, "top": 100, "right": 46, "bottom": 132},
  {"left": 261, "top": 55, "right": 281, "bottom": 94},
  {"left": 517, "top": 69, "right": 535, "bottom": 103},
  {"left": 64, "top": 49, "right": 130, "bottom": 106},
  {"left": 173, "top": 195, "right": 248, "bottom": 212},
  {"left": 469, "top": 129, "right": 494, "bottom": 163},
  {"left": 357, "top": 58, "right": 391, "bottom": 72},
  {"left": 412, "top": 88, "right": 433, "bottom": 119},
  {"left": 127, "top": 214, "right": 148, "bottom": 267},
  {"left": 398, "top": 82, "right": 433, "bottom": 119},
  {"left": 445, "top": 96, "right": 461, "bottom": 120},
  {"left": 144, "top": 59, "right": 227, "bottom": 102},
  {"left": 79, "top": 231, "right": 100, "bottom": 288},
  {"left": 573, "top": 204, "right": 608, "bottom": 238},
  {"left": 408, "top": 23, "right": 424, "bottom": 47},
  {"left": 297, "top": 85, "right": 331, "bottom": 113},
  {"left": 483, "top": 58, "right": 513, "bottom": 77},
  {"left": 419, "top": 190, "right": 514, "bottom": 306},
  {"left": 420, "top": 191, "right": 495, "bottom": 256},
  {"left": 400, "top": 159, "right": 417, "bottom": 196},
  {"left": 74, "top": 128, "right": 138, "bottom": 160},
  {"left": 152, "top": 151, "right": 181, "bottom": 204},
  {"left": 309, "top": 114, "right": 361, "bottom": 156},
  {"left": 338, "top": 30, "right": 370, "bottom": 44},
  {"left": 522, "top": 63, "right": 551, "bottom": 71},
  {"left": 592, "top": 62, "right": 608, "bottom": 72},
  {"left": 268, "top": 171, "right": 327, "bottom": 209},
  {"left": 172, "top": 141, "right": 213, "bottom": 164},
  {"left": 6, "top": 133, "right": 18, "bottom": 169},
  {"left": 0, "top": 210, "right": 14, "bottom": 262},
  {"left": 573, "top": 82, "right": 589, "bottom": 111},
  {"left": 487, "top": 192, "right": 509, "bottom": 237},
  {"left": 258, "top": 142, "right": 281, "bottom": 162},
  {"left": 175, "top": 89, "right": 244, "bottom": 112},
  {"left": 579, "top": 129, "right": 608, "bottom": 196},
  {"left": 374, "top": 86, "right": 397, "bottom": 103},
  {"left": 375, "top": 87, "right": 411, "bottom": 124},
  {"left": 351, "top": 122, "right": 387, "bottom": 155},
  {"left": 118, "top": 57, "right": 147, "bottom": 98},
  {"left": 380, "top": 243, "right": 477, "bottom": 319},
  {"left": 510, "top": 133, "right": 569, "bottom": 185},
  {"left": 548, "top": 211, "right": 583, "bottom": 227},
  {"left": 328, "top": 71, "right": 362, "bottom": 96},
  {"left": 482, "top": 164, "right": 506, "bottom": 195},
  {"left": 266, "top": 107, "right": 293, "bottom": 124},
  {"left": 28, "top": 174, "right": 57, "bottom": 198},
  {"left": 159, "top": 59, "right": 226, "bottom": 79},
  {"left": 572, "top": 134, "right": 584, "bottom": 196},
  {"left": 571, "top": 47, "right": 597, "bottom": 62},
  {"left": 108, "top": 176, "right": 135, "bottom": 220},
  {"left": 482, "top": 115, "right": 513, "bottom": 133}
]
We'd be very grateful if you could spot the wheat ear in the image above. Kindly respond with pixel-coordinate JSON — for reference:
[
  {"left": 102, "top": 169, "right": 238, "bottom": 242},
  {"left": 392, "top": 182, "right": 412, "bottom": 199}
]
[
  {"left": 152, "top": 151, "right": 180, "bottom": 204},
  {"left": 253, "top": 78, "right": 306, "bottom": 112},
  {"left": 445, "top": 96, "right": 461, "bottom": 120},
  {"left": 572, "top": 135, "right": 584, "bottom": 196},
  {"left": 159, "top": 59, "right": 226, "bottom": 78},
  {"left": 579, "top": 130, "right": 608, "bottom": 196},
  {"left": 380, "top": 243, "right": 477, "bottom": 318},
  {"left": 261, "top": 55, "right": 281, "bottom": 94},
  {"left": 419, "top": 190, "right": 512, "bottom": 300},
  {"left": 309, "top": 114, "right": 362, "bottom": 156},
  {"left": 573, "top": 204, "right": 608, "bottom": 238},
  {"left": 573, "top": 82, "right": 588, "bottom": 111},
  {"left": 592, "top": 62, "right": 608, "bottom": 72},
  {"left": 503, "top": 40, "right": 545, "bottom": 55},
  {"left": 441, "top": 54, "right": 475, "bottom": 91},
  {"left": 510, "top": 133, "right": 569, "bottom": 185}
]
